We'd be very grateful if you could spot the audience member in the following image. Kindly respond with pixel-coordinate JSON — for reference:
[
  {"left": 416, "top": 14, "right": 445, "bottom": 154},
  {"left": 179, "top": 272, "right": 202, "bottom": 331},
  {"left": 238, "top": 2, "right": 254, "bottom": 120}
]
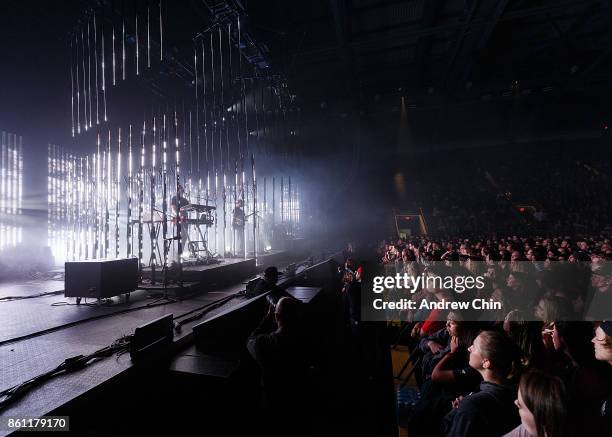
[
  {"left": 503, "top": 369, "right": 570, "bottom": 437},
  {"left": 247, "top": 296, "right": 308, "bottom": 417},
  {"left": 442, "top": 330, "right": 521, "bottom": 436}
]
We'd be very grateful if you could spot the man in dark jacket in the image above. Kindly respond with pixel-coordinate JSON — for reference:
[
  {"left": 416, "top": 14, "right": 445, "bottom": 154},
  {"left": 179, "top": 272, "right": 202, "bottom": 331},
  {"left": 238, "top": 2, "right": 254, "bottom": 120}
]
[{"left": 247, "top": 297, "right": 309, "bottom": 434}]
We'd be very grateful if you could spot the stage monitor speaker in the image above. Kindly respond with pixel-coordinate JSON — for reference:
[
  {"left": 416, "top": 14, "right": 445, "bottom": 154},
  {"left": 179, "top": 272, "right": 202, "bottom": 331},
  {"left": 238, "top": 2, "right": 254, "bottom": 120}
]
[
  {"left": 65, "top": 257, "right": 139, "bottom": 299},
  {"left": 130, "top": 314, "right": 174, "bottom": 362},
  {"left": 193, "top": 293, "right": 269, "bottom": 357}
]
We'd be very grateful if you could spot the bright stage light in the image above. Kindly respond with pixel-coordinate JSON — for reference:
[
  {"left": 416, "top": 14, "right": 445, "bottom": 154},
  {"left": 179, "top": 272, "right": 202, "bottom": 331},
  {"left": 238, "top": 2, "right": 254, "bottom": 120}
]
[{"left": 0, "top": 131, "right": 23, "bottom": 252}]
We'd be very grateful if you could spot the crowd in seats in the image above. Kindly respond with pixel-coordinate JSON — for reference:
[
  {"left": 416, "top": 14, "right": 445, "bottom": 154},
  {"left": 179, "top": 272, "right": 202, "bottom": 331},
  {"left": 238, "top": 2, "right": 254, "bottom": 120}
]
[
  {"left": 379, "top": 234, "right": 612, "bottom": 436},
  {"left": 379, "top": 235, "right": 611, "bottom": 321},
  {"left": 397, "top": 144, "right": 611, "bottom": 236}
]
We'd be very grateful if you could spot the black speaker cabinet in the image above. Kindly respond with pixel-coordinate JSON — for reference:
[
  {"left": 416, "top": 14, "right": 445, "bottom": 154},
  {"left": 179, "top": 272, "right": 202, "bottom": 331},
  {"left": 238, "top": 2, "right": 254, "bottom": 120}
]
[{"left": 65, "top": 258, "right": 139, "bottom": 299}]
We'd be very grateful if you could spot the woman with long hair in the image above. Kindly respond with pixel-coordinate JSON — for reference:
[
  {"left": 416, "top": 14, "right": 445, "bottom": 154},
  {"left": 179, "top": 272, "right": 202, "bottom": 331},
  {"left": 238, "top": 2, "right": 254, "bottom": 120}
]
[
  {"left": 503, "top": 310, "right": 547, "bottom": 370},
  {"left": 503, "top": 369, "right": 570, "bottom": 437}
]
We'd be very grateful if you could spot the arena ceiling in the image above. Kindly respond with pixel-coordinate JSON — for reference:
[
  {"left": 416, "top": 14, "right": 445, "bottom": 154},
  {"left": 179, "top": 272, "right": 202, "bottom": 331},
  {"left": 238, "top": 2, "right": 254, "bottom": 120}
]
[
  {"left": 245, "top": 0, "right": 612, "bottom": 103},
  {"left": 1, "top": 0, "right": 611, "bottom": 144}
]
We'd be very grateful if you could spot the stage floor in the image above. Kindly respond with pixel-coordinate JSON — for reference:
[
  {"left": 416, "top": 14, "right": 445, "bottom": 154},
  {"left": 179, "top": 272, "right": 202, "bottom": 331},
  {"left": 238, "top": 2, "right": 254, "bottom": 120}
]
[
  {"left": 0, "top": 251, "right": 283, "bottom": 345},
  {"left": 0, "top": 250, "right": 299, "bottom": 433}
]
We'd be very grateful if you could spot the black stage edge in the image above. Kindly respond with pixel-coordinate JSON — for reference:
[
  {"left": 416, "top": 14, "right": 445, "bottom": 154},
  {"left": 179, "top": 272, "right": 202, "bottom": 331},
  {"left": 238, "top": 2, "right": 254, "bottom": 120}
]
[
  {"left": 137, "top": 281, "right": 200, "bottom": 298},
  {"left": 141, "top": 258, "right": 255, "bottom": 288},
  {"left": 139, "top": 250, "right": 288, "bottom": 294}
]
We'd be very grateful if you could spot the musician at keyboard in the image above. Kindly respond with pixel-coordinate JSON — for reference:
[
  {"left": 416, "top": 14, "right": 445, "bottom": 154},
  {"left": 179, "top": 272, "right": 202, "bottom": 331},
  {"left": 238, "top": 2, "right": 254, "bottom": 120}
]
[
  {"left": 171, "top": 184, "right": 190, "bottom": 257},
  {"left": 171, "top": 185, "right": 190, "bottom": 217},
  {"left": 232, "top": 199, "right": 246, "bottom": 256}
]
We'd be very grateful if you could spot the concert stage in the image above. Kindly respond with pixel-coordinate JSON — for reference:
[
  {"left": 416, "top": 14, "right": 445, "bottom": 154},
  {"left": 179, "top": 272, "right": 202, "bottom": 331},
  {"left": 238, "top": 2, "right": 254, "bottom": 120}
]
[{"left": 0, "top": 250, "right": 341, "bottom": 436}]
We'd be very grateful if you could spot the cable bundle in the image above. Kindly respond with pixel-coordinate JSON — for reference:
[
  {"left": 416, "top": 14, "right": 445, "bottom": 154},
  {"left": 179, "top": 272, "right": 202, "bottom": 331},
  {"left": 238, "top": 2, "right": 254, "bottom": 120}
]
[{"left": 0, "top": 335, "right": 132, "bottom": 411}]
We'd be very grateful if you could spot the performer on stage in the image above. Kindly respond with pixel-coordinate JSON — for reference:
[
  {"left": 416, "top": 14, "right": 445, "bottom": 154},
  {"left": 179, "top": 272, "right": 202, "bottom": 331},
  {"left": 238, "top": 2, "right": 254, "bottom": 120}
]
[
  {"left": 232, "top": 199, "right": 246, "bottom": 256},
  {"left": 171, "top": 184, "right": 190, "bottom": 258}
]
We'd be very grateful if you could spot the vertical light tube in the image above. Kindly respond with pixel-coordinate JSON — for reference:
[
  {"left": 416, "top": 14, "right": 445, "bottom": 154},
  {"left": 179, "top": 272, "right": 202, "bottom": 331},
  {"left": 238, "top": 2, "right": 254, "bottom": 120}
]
[
  {"left": 288, "top": 176, "right": 292, "bottom": 237},
  {"left": 112, "top": 24, "right": 116, "bottom": 86},
  {"left": 272, "top": 176, "right": 275, "bottom": 239},
  {"left": 77, "top": 156, "right": 80, "bottom": 259},
  {"left": 54, "top": 146, "right": 58, "bottom": 259},
  {"left": 194, "top": 45, "right": 199, "bottom": 177},
  {"left": 152, "top": 117, "right": 156, "bottom": 169},
  {"left": 78, "top": 156, "right": 83, "bottom": 258},
  {"left": 174, "top": 112, "right": 182, "bottom": 261},
  {"left": 58, "top": 149, "right": 68, "bottom": 261},
  {"left": 251, "top": 154, "right": 256, "bottom": 260},
  {"left": 101, "top": 149, "right": 105, "bottom": 258},
  {"left": 1, "top": 132, "right": 6, "bottom": 250},
  {"left": 75, "top": 36, "right": 81, "bottom": 134},
  {"left": 59, "top": 148, "right": 64, "bottom": 260},
  {"left": 93, "top": 135, "right": 100, "bottom": 258},
  {"left": 12, "top": 136, "right": 18, "bottom": 247},
  {"left": 280, "top": 176, "right": 284, "bottom": 225},
  {"left": 66, "top": 154, "right": 70, "bottom": 260},
  {"left": 159, "top": 0, "right": 163, "bottom": 61},
  {"left": 8, "top": 134, "right": 14, "bottom": 247},
  {"left": 201, "top": 39, "right": 206, "bottom": 202},
  {"left": 59, "top": 150, "right": 63, "bottom": 260},
  {"left": 151, "top": 117, "right": 157, "bottom": 267},
  {"left": 136, "top": 13, "right": 139, "bottom": 75},
  {"left": 94, "top": 14, "right": 100, "bottom": 125},
  {"left": 162, "top": 114, "right": 167, "bottom": 248},
  {"left": 82, "top": 29, "right": 88, "bottom": 131},
  {"left": 1, "top": 132, "right": 7, "bottom": 250},
  {"left": 93, "top": 137, "right": 99, "bottom": 258},
  {"left": 60, "top": 150, "right": 65, "bottom": 261},
  {"left": 101, "top": 22, "right": 108, "bottom": 122},
  {"left": 116, "top": 128, "right": 121, "bottom": 258},
  {"left": 48, "top": 145, "right": 52, "bottom": 258},
  {"left": 87, "top": 20, "right": 93, "bottom": 128},
  {"left": 122, "top": 18, "right": 126, "bottom": 80},
  {"left": 106, "top": 131, "right": 112, "bottom": 258},
  {"left": 85, "top": 155, "right": 90, "bottom": 259},
  {"left": 50, "top": 145, "right": 54, "bottom": 259},
  {"left": 71, "top": 155, "right": 77, "bottom": 260},
  {"left": 70, "top": 42, "right": 75, "bottom": 137},
  {"left": 18, "top": 136, "right": 22, "bottom": 244},
  {"left": 127, "top": 124, "right": 133, "bottom": 257},
  {"left": 147, "top": 5, "right": 151, "bottom": 68},
  {"left": 46, "top": 144, "right": 50, "bottom": 255},
  {"left": 138, "top": 121, "right": 145, "bottom": 267}
]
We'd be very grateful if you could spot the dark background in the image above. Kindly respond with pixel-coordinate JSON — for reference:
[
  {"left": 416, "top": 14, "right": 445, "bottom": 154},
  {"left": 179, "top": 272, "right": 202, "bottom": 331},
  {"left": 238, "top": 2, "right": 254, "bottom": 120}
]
[{"left": 1, "top": 0, "right": 612, "bottom": 244}]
